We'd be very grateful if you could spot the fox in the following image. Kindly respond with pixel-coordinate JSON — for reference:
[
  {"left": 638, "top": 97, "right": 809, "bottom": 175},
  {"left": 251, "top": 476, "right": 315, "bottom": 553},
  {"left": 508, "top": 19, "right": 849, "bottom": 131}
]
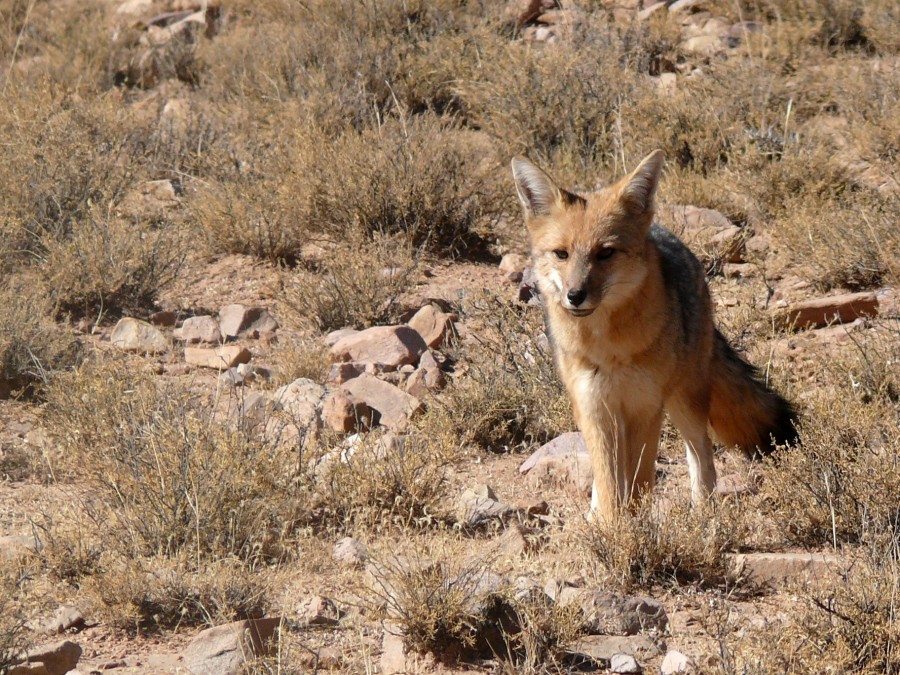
[{"left": 511, "top": 150, "right": 797, "bottom": 521}]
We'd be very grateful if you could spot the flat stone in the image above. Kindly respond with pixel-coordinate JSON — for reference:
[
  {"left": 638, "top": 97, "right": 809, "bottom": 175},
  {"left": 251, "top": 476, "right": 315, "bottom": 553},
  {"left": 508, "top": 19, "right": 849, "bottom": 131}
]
[
  {"left": 110, "top": 318, "right": 169, "bottom": 354},
  {"left": 299, "top": 596, "right": 342, "bottom": 627},
  {"left": 218, "top": 304, "right": 278, "bottom": 339},
  {"left": 570, "top": 634, "right": 662, "bottom": 662},
  {"left": 0, "top": 534, "right": 40, "bottom": 560},
  {"left": 773, "top": 291, "right": 879, "bottom": 330},
  {"left": 729, "top": 552, "right": 846, "bottom": 587},
  {"left": 520, "top": 432, "right": 586, "bottom": 473},
  {"left": 322, "top": 390, "right": 376, "bottom": 433},
  {"left": 456, "top": 484, "right": 514, "bottom": 528},
  {"left": 174, "top": 315, "right": 222, "bottom": 344},
  {"left": 182, "top": 618, "right": 280, "bottom": 675},
  {"left": 21, "top": 640, "right": 82, "bottom": 675},
  {"left": 526, "top": 451, "right": 593, "bottom": 496},
  {"left": 184, "top": 346, "right": 251, "bottom": 369},
  {"left": 330, "top": 326, "right": 427, "bottom": 369},
  {"left": 340, "top": 373, "right": 421, "bottom": 431}
]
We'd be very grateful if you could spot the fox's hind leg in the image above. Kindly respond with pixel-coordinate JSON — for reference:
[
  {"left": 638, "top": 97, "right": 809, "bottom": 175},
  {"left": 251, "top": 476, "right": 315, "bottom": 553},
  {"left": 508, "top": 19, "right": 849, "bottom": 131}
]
[{"left": 667, "top": 390, "right": 716, "bottom": 504}]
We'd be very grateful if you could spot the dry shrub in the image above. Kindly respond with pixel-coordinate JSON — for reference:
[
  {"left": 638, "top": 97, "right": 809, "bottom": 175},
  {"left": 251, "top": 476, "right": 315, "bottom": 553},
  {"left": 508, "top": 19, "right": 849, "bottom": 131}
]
[
  {"left": 43, "top": 361, "right": 300, "bottom": 561},
  {"left": 38, "top": 209, "right": 184, "bottom": 316},
  {"left": 581, "top": 496, "right": 746, "bottom": 592},
  {"left": 309, "top": 429, "right": 457, "bottom": 531},
  {"left": 367, "top": 551, "right": 500, "bottom": 656},
  {"left": 0, "top": 566, "right": 30, "bottom": 673},
  {"left": 437, "top": 294, "right": 571, "bottom": 451},
  {"left": 763, "top": 391, "right": 899, "bottom": 547},
  {"left": 730, "top": 541, "right": 899, "bottom": 673},
  {"left": 268, "top": 333, "right": 330, "bottom": 387},
  {"left": 80, "top": 554, "right": 269, "bottom": 633},
  {"left": 281, "top": 237, "right": 419, "bottom": 331},
  {"left": 461, "top": 17, "right": 641, "bottom": 184},
  {"left": 499, "top": 591, "right": 584, "bottom": 674},
  {"left": 299, "top": 113, "right": 507, "bottom": 257},
  {"left": 0, "top": 275, "right": 81, "bottom": 395}
]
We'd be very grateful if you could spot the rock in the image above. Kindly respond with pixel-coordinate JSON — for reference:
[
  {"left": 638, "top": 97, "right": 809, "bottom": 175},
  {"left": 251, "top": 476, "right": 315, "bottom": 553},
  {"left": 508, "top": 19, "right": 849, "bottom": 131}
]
[
  {"left": 184, "top": 345, "right": 251, "bottom": 369},
  {"left": 182, "top": 618, "right": 280, "bottom": 675},
  {"left": 174, "top": 316, "right": 222, "bottom": 344},
  {"left": 327, "top": 362, "right": 362, "bottom": 385},
  {"left": 330, "top": 326, "right": 427, "bottom": 369},
  {"left": 499, "top": 253, "right": 528, "bottom": 282},
  {"left": 0, "top": 534, "right": 40, "bottom": 560},
  {"left": 723, "top": 262, "right": 755, "bottom": 278},
  {"left": 272, "top": 378, "right": 325, "bottom": 426},
  {"left": 20, "top": 640, "right": 81, "bottom": 675},
  {"left": 340, "top": 373, "right": 422, "bottom": 431},
  {"left": 323, "top": 328, "right": 358, "bottom": 347},
  {"left": 9, "top": 664, "right": 51, "bottom": 675},
  {"left": 300, "top": 596, "right": 342, "bottom": 627},
  {"left": 520, "top": 432, "right": 587, "bottom": 473},
  {"left": 498, "top": 523, "right": 533, "bottom": 557},
  {"left": 527, "top": 452, "right": 593, "bottom": 496},
  {"left": 333, "top": 537, "right": 368, "bottom": 567},
  {"left": 503, "top": 0, "right": 559, "bottom": 26},
  {"left": 149, "top": 310, "right": 177, "bottom": 326},
  {"left": 407, "top": 304, "right": 453, "bottom": 349},
  {"left": 610, "top": 652, "right": 642, "bottom": 673},
  {"left": 116, "top": 0, "right": 153, "bottom": 18},
  {"left": 773, "top": 291, "right": 879, "bottom": 330},
  {"left": 638, "top": 1, "right": 666, "bottom": 20},
  {"left": 557, "top": 587, "right": 668, "bottom": 635},
  {"left": 380, "top": 622, "right": 409, "bottom": 675},
  {"left": 661, "top": 650, "right": 697, "bottom": 674},
  {"left": 570, "top": 634, "right": 662, "bottom": 662},
  {"left": 405, "top": 364, "right": 445, "bottom": 399},
  {"left": 41, "top": 606, "right": 86, "bottom": 635},
  {"left": 322, "top": 391, "right": 376, "bottom": 433},
  {"left": 650, "top": 72, "right": 678, "bottom": 97},
  {"left": 729, "top": 552, "right": 845, "bottom": 587},
  {"left": 218, "top": 304, "right": 278, "bottom": 340},
  {"left": 110, "top": 318, "right": 169, "bottom": 354},
  {"left": 456, "top": 484, "right": 514, "bottom": 528},
  {"left": 655, "top": 205, "right": 744, "bottom": 262}
]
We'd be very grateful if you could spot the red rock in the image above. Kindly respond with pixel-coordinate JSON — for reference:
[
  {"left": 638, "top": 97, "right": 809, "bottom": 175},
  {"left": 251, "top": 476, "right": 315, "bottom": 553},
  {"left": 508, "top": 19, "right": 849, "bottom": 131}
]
[
  {"left": 407, "top": 304, "right": 453, "bottom": 349},
  {"left": 322, "top": 391, "right": 376, "bottom": 433},
  {"left": 774, "top": 291, "right": 878, "bottom": 330},
  {"left": 340, "top": 373, "right": 421, "bottom": 431},
  {"left": 184, "top": 345, "right": 250, "bottom": 369},
  {"left": 218, "top": 304, "right": 278, "bottom": 339},
  {"left": 330, "top": 326, "right": 427, "bottom": 369},
  {"left": 174, "top": 315, "right": 222, "bottom": 344}
]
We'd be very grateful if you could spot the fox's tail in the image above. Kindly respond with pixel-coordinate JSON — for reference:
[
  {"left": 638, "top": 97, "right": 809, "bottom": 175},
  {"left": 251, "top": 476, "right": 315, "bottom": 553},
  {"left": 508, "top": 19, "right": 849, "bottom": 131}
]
[{"left": 708, "top": 329, "right": 798, "bottom": 457}]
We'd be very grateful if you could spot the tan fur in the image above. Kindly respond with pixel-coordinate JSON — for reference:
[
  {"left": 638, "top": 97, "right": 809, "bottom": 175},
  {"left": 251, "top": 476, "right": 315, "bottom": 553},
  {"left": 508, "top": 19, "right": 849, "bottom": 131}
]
[{"left": 512, "top": 151, "right": 795, "bottom": 522}]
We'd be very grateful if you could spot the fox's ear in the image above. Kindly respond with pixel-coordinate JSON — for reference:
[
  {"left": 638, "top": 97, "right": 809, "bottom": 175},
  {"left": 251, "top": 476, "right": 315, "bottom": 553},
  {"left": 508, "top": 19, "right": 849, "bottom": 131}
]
[
  {"left": 511, "top": 157, "right": 562, "bottom": 219},
  {"left": 618, "top": 149, "right": 665, "bottom": 214}
]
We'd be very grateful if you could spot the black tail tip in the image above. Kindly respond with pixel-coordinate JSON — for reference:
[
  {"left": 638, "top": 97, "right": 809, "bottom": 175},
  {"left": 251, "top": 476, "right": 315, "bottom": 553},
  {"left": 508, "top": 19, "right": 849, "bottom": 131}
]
[{"left": 756, "top": 395, "right": 800, "bottom": 458}]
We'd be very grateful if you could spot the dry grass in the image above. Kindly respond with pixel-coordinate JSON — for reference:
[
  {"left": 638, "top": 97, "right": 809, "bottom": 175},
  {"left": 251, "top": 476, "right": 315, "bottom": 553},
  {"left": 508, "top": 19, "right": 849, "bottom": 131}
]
[
  {"left": 0, "top": 0, "right": 897, "bottom": 671},
  {"left": 0, "top": 566, "right": 30, "bottom": 673},
  {"left": 579, "top": 496, "right": 747, "bottom": 592},
  {"left": 42, "top": 361, "right": 300, "bottom": 561},
  {"left": 435, "top": 294, "right": 572, "bottom": 451}
]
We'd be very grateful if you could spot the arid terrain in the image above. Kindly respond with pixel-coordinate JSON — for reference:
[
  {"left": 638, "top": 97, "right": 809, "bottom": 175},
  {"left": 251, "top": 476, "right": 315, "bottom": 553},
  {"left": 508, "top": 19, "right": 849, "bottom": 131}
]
[{"left": 0, "top": 0, "right": 897, "bottom": 673}]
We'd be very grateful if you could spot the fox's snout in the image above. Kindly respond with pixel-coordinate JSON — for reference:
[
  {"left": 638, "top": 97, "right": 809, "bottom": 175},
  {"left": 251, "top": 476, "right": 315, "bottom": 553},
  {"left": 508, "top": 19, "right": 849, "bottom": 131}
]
[{"left": 565, "top": 288, "right": 587, "bottom": 307}]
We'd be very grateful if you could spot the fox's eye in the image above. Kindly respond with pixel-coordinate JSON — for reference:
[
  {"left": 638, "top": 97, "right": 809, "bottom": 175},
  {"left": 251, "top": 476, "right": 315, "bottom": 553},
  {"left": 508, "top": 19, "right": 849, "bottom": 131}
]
[
  {"left": 596, "top": 248, "right": 615, "bottom": 261},
  {"left": 553, "top": 249, "right": 569, "bottom": 260}
]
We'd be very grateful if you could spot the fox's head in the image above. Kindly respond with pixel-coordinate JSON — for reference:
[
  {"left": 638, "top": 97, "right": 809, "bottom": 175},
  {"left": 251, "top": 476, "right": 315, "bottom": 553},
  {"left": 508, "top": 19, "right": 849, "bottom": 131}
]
[{"left": 511, "top": 150, "right": 664, "bottom": 318}]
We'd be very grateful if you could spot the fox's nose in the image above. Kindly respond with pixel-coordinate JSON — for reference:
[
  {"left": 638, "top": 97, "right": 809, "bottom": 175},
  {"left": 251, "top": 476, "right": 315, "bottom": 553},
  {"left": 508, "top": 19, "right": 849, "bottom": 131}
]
[{"left": 567, "top": 289, "right": 587, "bottom": 306}]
